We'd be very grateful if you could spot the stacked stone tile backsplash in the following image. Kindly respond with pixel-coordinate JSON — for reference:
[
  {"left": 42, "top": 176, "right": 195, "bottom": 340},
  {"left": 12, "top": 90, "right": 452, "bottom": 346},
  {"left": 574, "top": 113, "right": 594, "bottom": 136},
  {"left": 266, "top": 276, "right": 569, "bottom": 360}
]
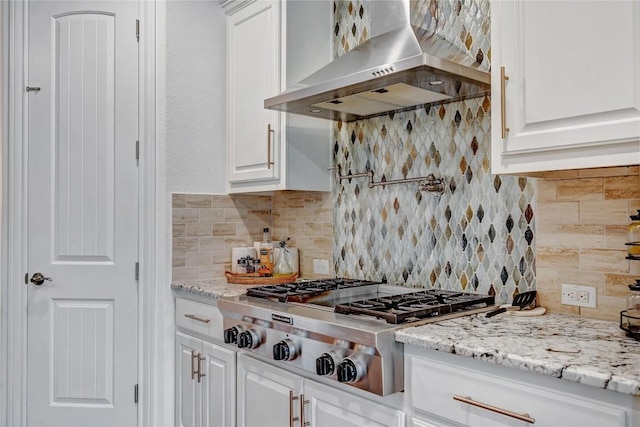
[
  {"left": 272, "top": 191, "right": 333, "bottom": 278},
  {"left": 172, "top": 194, "right": 271, "bottom": 280},
  {"left": 535, "top": 166, "right": 640, "bottom": 321},
  {"left": 172, "top": 192, "right": 333, "bottom": 280},
  {"left": 332, "top": 0, "right": 535, "bottom": 304}
]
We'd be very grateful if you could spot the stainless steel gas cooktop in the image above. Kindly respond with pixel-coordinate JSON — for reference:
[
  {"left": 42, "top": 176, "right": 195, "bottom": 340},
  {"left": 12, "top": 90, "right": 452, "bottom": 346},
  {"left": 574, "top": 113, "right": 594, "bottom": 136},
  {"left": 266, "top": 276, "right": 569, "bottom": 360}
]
[{"left": 218, "top": 278, "right": 494, "bottom": 396}]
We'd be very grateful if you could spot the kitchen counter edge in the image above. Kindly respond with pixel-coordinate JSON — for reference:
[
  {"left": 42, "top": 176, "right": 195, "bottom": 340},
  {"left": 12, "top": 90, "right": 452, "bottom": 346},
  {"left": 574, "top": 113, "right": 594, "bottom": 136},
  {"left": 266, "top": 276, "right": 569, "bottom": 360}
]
[
  {"left": 171, "top": 278, "right": 263, "bottom": 299},
  {"left": 395, "top": 312, "right": 640, "bottom": 397}
]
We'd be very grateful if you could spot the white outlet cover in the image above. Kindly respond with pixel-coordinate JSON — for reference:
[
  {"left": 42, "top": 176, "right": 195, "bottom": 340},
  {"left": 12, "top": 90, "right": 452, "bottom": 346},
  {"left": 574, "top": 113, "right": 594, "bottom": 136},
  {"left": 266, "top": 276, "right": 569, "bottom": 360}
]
[
  {"left": 313, "top": 259, "right": 330, "bottom": 275},
  {"left": 561, "top": 284, "right": 597, "bottom": 308}
]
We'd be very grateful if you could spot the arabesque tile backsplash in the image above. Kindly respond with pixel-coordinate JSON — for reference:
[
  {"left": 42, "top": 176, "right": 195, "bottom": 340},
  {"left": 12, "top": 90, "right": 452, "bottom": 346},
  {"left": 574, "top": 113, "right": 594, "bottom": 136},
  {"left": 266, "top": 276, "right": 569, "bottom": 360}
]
[{"left": 331, "top": 0, "right": 535, "bottom": 303}]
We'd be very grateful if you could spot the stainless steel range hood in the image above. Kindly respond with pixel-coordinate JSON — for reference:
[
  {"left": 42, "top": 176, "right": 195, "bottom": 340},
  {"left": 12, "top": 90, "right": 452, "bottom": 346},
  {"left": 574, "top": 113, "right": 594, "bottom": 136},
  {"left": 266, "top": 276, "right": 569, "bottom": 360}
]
[{"left": 265, "top": 0, "right": 490, "bottom": 122}]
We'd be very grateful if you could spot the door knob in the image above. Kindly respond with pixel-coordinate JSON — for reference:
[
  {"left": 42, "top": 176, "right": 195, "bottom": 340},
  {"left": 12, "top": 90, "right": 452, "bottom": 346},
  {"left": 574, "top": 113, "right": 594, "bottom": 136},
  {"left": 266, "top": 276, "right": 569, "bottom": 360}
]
[{"left": 30, "top": 272, "right": 52, "bottom": 286}]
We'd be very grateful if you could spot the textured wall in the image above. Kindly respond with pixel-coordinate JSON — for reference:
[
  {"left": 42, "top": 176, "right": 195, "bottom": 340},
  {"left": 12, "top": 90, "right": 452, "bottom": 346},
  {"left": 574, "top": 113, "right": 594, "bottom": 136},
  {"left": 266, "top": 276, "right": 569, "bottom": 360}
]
[
  {"left": 165, "top": 0, "right": 227, "bottom": 195},
  {"left": 157, "top": 3, "right": 229, "bottom": 424},
  {"left": 535, "top": 166, "right": 640, "bottom": 321},
  {"left": 332, "top": 0, "right": 536, "bottom": 304}
]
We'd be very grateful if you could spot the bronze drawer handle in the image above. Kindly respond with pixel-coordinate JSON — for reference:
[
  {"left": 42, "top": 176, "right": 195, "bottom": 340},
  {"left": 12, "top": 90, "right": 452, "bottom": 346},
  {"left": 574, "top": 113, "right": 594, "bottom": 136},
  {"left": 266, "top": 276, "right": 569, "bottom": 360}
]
[
  {"left": 289, "top": 390, "right": 300, "bottom": 427},
  {"left": 267, "top": 124, "right": 275, "bottom": 169},
  {"left": 500, "top": 66, "right": 510, "bottom": 139},
  {"left": 453, "top": 394, "right": 535, "bottom": 424},
  {"left": 184, "top": 313, "right": 210, "bottom": 323}
]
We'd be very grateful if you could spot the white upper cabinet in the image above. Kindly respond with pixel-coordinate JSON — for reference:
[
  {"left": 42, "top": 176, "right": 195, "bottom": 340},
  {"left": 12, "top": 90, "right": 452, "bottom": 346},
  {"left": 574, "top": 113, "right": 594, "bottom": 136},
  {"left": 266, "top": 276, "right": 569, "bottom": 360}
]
[
  {"left": 224, "top": 0, "right": 333, "bottom": 193},
  {"left": 491, "top": 0, "right": 640, "bottom": 174}
]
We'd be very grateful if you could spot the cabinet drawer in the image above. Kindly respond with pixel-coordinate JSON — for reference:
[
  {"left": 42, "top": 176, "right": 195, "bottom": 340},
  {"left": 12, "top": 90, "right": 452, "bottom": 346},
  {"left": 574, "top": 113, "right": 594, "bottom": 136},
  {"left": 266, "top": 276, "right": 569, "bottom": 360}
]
[
  {"left": 408, "top": 355, "right": 627, "bottom": 427},
  {"left": 175, "top": 298, "right": 223, "bottom": 341}
]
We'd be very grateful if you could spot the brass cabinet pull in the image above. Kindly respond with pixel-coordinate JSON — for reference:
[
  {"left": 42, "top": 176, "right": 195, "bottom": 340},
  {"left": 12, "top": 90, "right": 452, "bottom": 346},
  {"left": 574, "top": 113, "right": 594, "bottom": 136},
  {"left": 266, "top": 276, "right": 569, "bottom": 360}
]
[
  {"left": 289, "top": 390, "right": 300, "bottom": 427},
  {"left": 184, "top": 313, "right": 210, "bottom": 324},
  {"left": 190, "top": 350, "right": 197, "bottom": 380},
  {"left": 267, "top": 124, "right": 275, "bottom": 169},
  {"left": 197, "top": 353, "right": 206, "bottom": 383},
  {"left": 500, "top": 66, "right": 510, "bottom": 139},
  {"left": 300, "top": 393, "right": 310, "bottom": 426},
  {"left": 453, "top": 395, "right": 535, "bottom": 424}
]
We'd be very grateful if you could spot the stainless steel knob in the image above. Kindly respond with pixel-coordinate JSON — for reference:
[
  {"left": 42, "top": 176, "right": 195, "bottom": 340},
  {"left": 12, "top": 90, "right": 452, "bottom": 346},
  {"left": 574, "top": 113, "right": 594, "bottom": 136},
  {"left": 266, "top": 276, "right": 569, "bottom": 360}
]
[
  {"left": 273, "top": 339, "right": 297, "bottom": 361},
  {"left": 237, "top": 329, "right": 261, "bottom": 349},
  {"left": 30, "top": 272, "right": 52, "bottom": 286},
  {"left": 337, "top": 356, "right": 366, "bottom": 383}
]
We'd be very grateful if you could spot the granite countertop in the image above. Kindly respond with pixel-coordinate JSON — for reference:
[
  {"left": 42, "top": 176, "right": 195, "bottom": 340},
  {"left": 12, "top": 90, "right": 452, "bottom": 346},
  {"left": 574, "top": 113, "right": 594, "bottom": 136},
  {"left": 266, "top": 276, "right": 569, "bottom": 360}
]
[
  {"left": 171, "top": 278, "right": 263, "bottom": 299},
  {"left": 396, "top": 312, "right": 640, "bottom": 396}
]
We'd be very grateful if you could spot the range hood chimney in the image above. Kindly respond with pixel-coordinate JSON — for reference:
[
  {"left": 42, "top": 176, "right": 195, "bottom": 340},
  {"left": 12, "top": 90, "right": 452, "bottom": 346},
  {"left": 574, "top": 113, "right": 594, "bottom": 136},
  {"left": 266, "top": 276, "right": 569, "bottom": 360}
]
[{"left": 265, "top": 0, "right": 490, "bottom": 122}]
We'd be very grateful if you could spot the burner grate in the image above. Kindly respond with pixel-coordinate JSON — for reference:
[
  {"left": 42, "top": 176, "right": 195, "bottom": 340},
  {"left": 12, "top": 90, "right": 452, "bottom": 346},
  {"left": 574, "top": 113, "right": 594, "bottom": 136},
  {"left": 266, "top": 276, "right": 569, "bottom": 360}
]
[
  {"left": 334, "top": 289, "right": 495, "bottom": 324},
  {"left": 246, "top": 278, "right": 384, "bottom": 303}
]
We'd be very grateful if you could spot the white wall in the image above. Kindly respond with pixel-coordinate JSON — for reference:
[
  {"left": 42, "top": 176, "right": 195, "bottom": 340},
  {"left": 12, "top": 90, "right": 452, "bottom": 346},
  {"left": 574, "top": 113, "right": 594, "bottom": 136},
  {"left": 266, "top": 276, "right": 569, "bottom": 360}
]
[
  {"left": 165, "top": 1, "right": 227, "bottom": 195},
  {"left": 155, "top": 1, "right": 227, "bottom": 424}
]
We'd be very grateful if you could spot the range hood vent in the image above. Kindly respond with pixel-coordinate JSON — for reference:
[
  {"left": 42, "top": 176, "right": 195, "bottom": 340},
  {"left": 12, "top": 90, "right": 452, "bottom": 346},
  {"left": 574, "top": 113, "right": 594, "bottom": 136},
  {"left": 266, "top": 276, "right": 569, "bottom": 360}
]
[{"left": 265, "top": 0, "right": 490, "bottom": 122}]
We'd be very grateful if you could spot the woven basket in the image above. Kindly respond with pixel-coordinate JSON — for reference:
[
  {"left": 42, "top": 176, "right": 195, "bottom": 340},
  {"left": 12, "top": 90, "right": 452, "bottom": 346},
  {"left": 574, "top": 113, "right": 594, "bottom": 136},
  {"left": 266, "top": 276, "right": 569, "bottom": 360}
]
[{"left": 225, "top": 271, "right": 298, "bottom": 285}]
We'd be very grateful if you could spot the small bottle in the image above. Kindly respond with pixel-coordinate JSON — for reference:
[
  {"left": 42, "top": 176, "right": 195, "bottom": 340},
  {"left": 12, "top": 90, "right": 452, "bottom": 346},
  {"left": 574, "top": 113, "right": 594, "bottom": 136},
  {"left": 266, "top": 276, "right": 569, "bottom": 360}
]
[
  {"left": 628, "top": 210, "right": 640, "bottom": 258},
  {"left": 626, "top": 281, "right": 640, "bottom": 331},
  {"left": 236, "top": 259, "right": 247, "bottom": 274},
  {"left": 273, "top": 240, "right": 293, "bottom": 277},
  {"left": 259, "top": 228, "right": 273, "bottom": 275}
]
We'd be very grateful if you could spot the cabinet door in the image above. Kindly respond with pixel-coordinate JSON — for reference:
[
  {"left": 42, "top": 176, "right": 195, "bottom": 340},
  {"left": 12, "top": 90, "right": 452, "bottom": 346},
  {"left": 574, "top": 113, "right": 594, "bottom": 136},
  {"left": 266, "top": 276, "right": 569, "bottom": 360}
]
[
  {"left": 237, "top": 354, "right": 303, "bottom": 427},
  {"left": 176, "top": 332, "right": 202, "bottom": 427},
  {"left": 227, "top": 0, "right": 281, "bottom": 183},
  {"left": 304, "top": 379, "right": 405, "bottom": 427},
  {"left": 201, "top": 341, "right": 236, "bottom": 427},
  {"left": 491, "top": 0, "right": 640, "bottom": 174}
]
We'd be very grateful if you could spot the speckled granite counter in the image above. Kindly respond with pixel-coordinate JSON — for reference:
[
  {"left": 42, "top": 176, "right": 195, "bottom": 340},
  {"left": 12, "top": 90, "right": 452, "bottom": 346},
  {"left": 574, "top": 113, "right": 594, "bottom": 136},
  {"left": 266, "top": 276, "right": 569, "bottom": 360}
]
[
  {"left": 396, "top": 313, "right": 640, "bottom": 396},
  {"left": 171, "top": 278, "right": 262, "bottom": 299}
]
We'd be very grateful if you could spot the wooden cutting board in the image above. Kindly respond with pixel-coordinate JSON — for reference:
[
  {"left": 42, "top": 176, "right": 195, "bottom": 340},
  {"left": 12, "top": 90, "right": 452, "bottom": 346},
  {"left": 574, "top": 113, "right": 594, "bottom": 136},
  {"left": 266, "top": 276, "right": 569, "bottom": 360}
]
[{"left": 507, "top": 306, "right": 547, "bottom": 316}]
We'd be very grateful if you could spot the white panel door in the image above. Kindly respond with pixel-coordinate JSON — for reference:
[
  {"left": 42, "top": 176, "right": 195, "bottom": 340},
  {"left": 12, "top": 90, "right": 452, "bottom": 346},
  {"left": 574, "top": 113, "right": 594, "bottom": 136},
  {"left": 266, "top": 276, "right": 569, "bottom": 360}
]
[{"left": 26, "top": 1, "right": 139, "bottom": 426}]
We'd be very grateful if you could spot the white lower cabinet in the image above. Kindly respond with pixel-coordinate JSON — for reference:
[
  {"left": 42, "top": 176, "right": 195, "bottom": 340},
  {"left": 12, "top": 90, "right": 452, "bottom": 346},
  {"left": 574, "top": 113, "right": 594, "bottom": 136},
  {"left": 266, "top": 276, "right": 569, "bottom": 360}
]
[
  {"left": 236, "top": 353, "right": 303, "bottom": 427},
  {"left": 176, "top": 332, "right": 236, "bottom": 427},
  {"left": 304, "top": 380, "right": 405, "bottom": 427},
  {"left": 405, "top": 347, "right": 638, "bottom": 427},
  {"left": 237, "top": 353, "right": 405, "bottom": 427}
]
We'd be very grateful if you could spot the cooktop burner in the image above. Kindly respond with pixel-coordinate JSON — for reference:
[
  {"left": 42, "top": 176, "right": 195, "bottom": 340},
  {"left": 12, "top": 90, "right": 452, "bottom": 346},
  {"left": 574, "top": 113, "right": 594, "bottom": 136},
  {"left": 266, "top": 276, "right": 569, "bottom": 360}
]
[
  {"left": 245, "top": 278, "right": 494, "bottom": 324},
  {"left": 246, "top": 278, "right": 383, "bottom": 303},
  {"left": 334, "top": 289, "right": 495, "bottom": 324}
]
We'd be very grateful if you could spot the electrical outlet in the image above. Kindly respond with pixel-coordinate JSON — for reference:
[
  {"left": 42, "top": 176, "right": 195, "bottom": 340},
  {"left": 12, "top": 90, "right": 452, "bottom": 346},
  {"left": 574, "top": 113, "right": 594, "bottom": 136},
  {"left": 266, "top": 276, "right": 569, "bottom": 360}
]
[
  {"left": 313, "top": 259, "right": 330, "bottom": 275},
  {"left": 561, "top": 284, "right": 597, "bottom": 308}
]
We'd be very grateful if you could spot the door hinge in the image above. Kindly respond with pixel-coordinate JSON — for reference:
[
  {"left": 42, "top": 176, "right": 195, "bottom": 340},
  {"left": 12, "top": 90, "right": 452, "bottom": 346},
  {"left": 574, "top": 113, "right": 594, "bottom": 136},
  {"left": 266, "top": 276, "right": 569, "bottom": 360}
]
[
  {"left": 134, "top": 384, "right": 138, "bottom": 404},
  {"left": 136, "top": 140, "right": 140, "bottom": 164},
  {"left": 136, "top": 19, "right": 140, "bottom": 42},
  {"left": 135, "top": 262, "right": 139, "bottom": 281}
]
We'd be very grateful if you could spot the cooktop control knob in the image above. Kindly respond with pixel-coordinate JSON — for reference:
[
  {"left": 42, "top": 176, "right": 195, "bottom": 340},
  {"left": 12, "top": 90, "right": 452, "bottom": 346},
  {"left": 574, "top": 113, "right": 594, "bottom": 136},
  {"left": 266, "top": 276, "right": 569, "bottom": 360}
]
[
  {"left": 237, "top": 329, "right": 260, "bottom": 349},
  {"left": 273, "top": 339, "right": 297, "bottom": 361},
  {"left": 336, "top": 357, "right": 365, "bottom": 383},
  {"left": 223, "top": 326, "right": 244, "bottom": 344},
  {"left": 316, "top": 351, "right": 339, "bottom": 376}
]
